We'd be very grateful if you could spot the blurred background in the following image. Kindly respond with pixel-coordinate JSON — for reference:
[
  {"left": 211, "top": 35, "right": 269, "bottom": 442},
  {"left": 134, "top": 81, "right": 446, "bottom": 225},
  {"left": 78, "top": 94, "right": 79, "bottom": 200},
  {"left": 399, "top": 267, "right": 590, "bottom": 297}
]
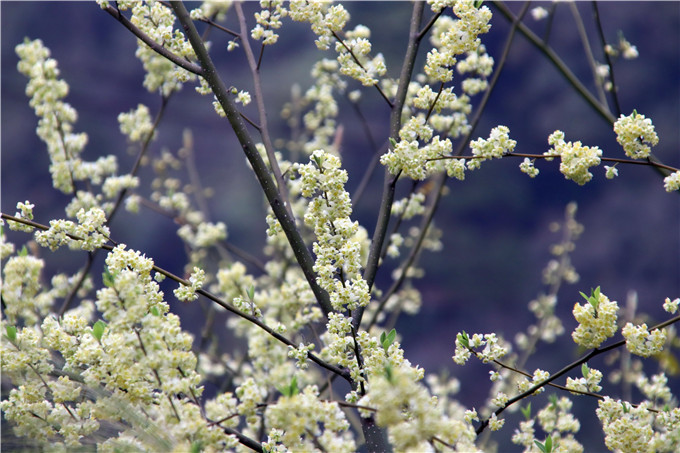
[{"left": 2, "top": 2, "right": 679, "bottom": 450}]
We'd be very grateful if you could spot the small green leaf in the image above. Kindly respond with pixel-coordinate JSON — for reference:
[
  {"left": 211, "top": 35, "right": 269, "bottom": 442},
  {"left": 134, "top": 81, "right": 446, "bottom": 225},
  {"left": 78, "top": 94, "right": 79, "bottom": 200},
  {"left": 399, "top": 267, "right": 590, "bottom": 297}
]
[
  {"left": 18, "top": 245, "right": 28, "bottom": 257},
  {"left": 6, "top": 325, "right": 17, "bottom": 342},
  {"left": 622, "top": 402, "right": 630, "bottom": 413},
  {"left": 278, "top": 376, "right": 299, "bottom": 397},
  {"left": 102, "top": 266, "right": 115, "bottom": 288},
  {"left": 381, "top": 328, "right": 397, "bottom": 351},
  {"left": 545, "top": 435, "right": 553, "bottom": 452},
  {"left": 190, "top": 441, "right": 203, "bottom": 453},
  {"left": 150, "top": 306, "right": 160, "bottom": 317},
  {"left": 534, "top": 440, "right": 547, "bottom": 453},
  {"left": 474, "top": 0, "right": 484, "bottom": 8},
  {"left": 457, "top": 331, "right": 470, "bottom": 349},
  {"left": 92, "top": 320, "right": 107, "bottom": 341},
  {"left": 581, "top": 363, "right": 590, "bottom": 378},
  {"left": 246, "top": 285, "right": 255, "bottom": 301},
  {"left": 520, "top": 403, "right": 531, "bottom": 420}
]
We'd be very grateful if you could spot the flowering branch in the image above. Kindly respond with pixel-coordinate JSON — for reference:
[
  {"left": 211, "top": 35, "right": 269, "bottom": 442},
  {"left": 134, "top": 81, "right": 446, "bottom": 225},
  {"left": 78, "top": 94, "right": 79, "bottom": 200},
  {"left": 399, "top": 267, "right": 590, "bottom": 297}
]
[
  {"left": 0, "top": 212, "right": 349, "bottom": 382},
  {"left": 476, "top": 312, "right": 680, "bottom": 435},
  {"left": 100, "top": 2, "right": 203, "bottom": 77},
  {"left": 168, "top": 0, "right": 333, "bottom": 317}
]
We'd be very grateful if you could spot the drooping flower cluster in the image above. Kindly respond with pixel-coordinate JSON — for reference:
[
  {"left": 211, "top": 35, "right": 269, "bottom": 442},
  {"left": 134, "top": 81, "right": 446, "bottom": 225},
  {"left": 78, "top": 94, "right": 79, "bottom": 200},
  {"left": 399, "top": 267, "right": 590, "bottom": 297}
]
[
  {"left": 614, "top": 111, "right": 659, "bottom": 159},
  {"left": 621, "top": 323, "right": 666, "bottom": 357},
  {"left": 34, "top": 207, "right": 110, "bottom": 252},
  {"left": 546, "top": 130, "right": 602, "bottom": 185}
]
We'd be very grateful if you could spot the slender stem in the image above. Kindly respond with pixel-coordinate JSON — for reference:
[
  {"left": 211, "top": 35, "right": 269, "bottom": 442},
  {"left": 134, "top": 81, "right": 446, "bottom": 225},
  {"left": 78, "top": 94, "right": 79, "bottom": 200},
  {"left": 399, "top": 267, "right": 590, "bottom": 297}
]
[
  {"left": 330, "top": 30, "right": 394, "bottom": 109},
  {"left": 169, "top": 1, "right": 333, "bottom": 317},
  {"left": 569, "top": 2, "right": 608, "bottom": 108},
  {"left": 433, "top": 152, "right": 679, "bottom": 173},
  {"left": 356, "top": 1, "right": 425, "bottom": 331},
  {"left": 234, "top": 2, "right": 292, "bottom": 218},
  {"left": 476, "top": 312, "right": 680, "bottom": 435},
  {"left": 591, "top": 1, "right": 622, "bottom": 118},
  {"left": 492, "top": 1, "right": 615, "bottom": 125}
]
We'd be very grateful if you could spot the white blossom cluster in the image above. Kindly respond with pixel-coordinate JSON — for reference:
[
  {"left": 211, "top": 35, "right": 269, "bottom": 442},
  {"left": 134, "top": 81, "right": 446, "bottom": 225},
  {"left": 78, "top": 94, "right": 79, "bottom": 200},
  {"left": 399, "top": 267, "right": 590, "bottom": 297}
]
[
  {"left": 251, "top": 0, "right": 287, "bottom": 46},
  {"left": 289, "top": 1, "right": 349, "bottom": 51},
  {"left": 335, "top": 25, "right": 387, "bottom": 87},
  {"left": 571, "top": 289, "right": 618, "bottom": 348},
  {"left": 424, "top": 1, "right": 492, "bottom": 82},
  {"left": 16, "top": 38, "right": 140, "bottom": 217},
  {"left": 35, "top": 207, "right": 110, "bottom": 252},
  {"left": 300, "top": 150, "right": 369, "bottom": 311},
  {"left": 621, "top": 322, "right": 667, "bottom": 357},
  {"left": 265, "top": 385, "right": 355, "bottom": 452},
  {"left": 566, "top": 365, "right": 603, "bottom": 394},
  {"left": 127, "top": 1, "right": 198, "bottom": 95},
  {"left": 613, "top": 111, "right": 659, "bottom": 159},
  {"left": 118, "top": 103, "right": 156, "bottom": 143},
  {"left": 1, "top": 245, "right": 240, "bottom": 450},
  {"left": 453, "top": 332, "right": 508, "bottom": 365},
  {"left": 468, "top": 125, "right": 517, "bottom": 170},
  {"left": 546, "top": 130, "right": 602, "bottom": 185}
]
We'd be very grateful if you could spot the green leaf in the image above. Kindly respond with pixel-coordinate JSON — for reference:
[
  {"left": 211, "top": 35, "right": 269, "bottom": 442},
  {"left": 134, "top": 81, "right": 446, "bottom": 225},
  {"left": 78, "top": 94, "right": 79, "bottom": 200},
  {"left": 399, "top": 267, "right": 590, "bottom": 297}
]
[
  {"left": 534, "top": 440, "right": 547, "bottom": 453},
  {"left": 102, "top": 266, "right": 115, "bottom": 288},
  {"left": 381, "top": 328, "right": 397, "bottom": 351},
  {"left": 534, "top": 436, "right": 552, "bottom": 453},
  {"left": 520, "top": 403, "right": 531, "bottom": 420},
  {"left": 18, "top": 245, "right": 28, "bottom": 257},
  {"left": 457, "top": 331, "right": 470, "bottom": 349},
  {"left": 190, "top": 441, "right": 202, "bottom": 453},
  {"left": 278, "top": 376, "right": 299, "bottom": 397},
  {"left": 6, "top": 325, "right": 17, "bottom": 342},
  {"left": 474, "top": 0, "right": 484, "bottom": 8},
  {"left": 92, "top": 320, "right": 107, "bottom": 341},
  {"left": 581, "top": 363, "right": 590, "bottom": 378},
  {"left": 389, "top": 137, "right": 397, "bottom": 148},
  {"left": 150, "top": 306, "right": 160, "bottom": 317},
  {"left": 246, "top": 285, "right": 255, "bottom": 301}
]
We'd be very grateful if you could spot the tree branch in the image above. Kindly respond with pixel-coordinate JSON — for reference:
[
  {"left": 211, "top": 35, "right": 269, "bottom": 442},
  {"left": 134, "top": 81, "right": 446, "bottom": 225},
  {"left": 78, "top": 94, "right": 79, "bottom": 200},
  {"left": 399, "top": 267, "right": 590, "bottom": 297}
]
[
  {"left": 169, "top": 1, "right": 333, "bottom": 317},
  {"left": 101, "top": 3, "right": 204, "bottom": 77}
]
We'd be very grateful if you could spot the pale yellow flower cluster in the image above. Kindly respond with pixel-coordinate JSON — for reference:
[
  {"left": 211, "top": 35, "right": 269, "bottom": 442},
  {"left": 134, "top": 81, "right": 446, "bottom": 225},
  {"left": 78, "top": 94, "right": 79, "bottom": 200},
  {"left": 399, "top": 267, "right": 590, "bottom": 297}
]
[
  {"left": 425, "top": 1, "right": 492, "bottom": 82},
  {"left": 251, "top": 0, "right": 287, "bottom": 45},
  {"left": 300, "top": 150, "right": 369, "bottom": 311},
  {"left": 118, "top": 104, "right": 155, "bottom": 143},
  {"left": 546, "top": 131, "right": 602, "bottom": 185},
  {"left": 571, "top": 289, "right": 618, "bottom": 348},
  {"left": 621, "top": 323, "right": 666, "bottom": 357},
  {"left": 128, "top": 1, "right": 198, "bottom": 95},
  {"left": 614, "top": 111, "right": 659, "bottom": 159}
]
